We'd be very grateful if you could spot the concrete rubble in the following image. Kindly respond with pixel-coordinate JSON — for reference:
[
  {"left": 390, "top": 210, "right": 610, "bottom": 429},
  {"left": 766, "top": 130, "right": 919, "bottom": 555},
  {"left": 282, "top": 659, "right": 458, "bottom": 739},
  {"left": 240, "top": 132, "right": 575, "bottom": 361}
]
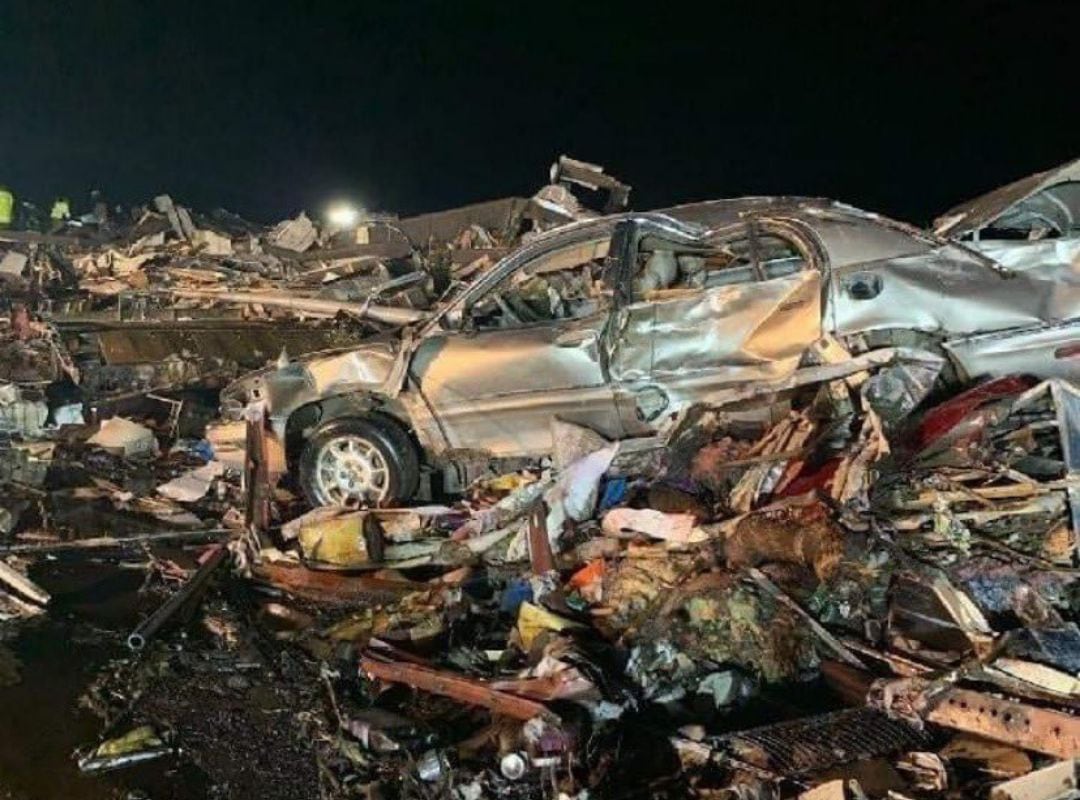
[{"left": 0, "top": 157, "right": 1078, "bottom": 800}]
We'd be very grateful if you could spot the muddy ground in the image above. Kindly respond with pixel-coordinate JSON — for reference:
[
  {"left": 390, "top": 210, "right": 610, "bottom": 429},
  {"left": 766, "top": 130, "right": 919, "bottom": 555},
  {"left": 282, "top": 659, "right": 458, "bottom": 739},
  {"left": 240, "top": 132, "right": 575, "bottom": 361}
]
[
  {"left": 0, "top": 552, "right": 847, "bottom": 800},
  {"left": 0, "top": 555, "right": 321, "bottom": 800}
]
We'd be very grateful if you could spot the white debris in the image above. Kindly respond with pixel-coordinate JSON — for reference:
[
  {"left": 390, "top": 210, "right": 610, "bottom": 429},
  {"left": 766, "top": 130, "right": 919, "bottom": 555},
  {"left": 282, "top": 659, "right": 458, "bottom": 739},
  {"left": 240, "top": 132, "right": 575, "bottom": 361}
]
[
  {"left": 268, "top": 212, "right": 317, "bottom": 252},
  {"left": 0, "top": 558, "right": 50, "bottom": 608},
  {"left": 0, "top": 384, "right": 48, "bottom": 437},
  {"left": 153, "top": 194, "right": 197, "bottom": 239},
  {"left": 88, "top": 417, "right": 159, "bottom": 457},
  {"left": 194, "top": 229, "right": 233, "bottom": 256},
  {"left": 601, "top": 507, "right": 705, "bottom": 544},
  {"left": 156, "top": 460, "right": 225, "bottom": 502},
  {"left": 53, "top": 403, "right": 85, "bottom": 425},
  {"left": 0, "top": 251, "right": 28, "bottom": 276},
  {"left": 544, "top": 441, "right": 618, "bottom": 547},
  {"left": 551, "top": 419, "right": 610, "bottom": 472}
]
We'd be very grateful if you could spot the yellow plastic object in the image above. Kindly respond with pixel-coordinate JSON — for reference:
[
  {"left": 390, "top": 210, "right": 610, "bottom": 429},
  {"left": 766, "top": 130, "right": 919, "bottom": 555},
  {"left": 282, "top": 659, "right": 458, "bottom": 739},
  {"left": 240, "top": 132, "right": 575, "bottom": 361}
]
[
  {"left": 297, "top": 511, "right": 369, "bottom": 567},
  {"left": 485, "top": 473, "right": 535, "bottom": 493},
  {"left": 95, "top": 726, "right": 163, "bottom": 758},
  {"left": 0, "top": 189, "right": 13, "bottom": 226},
  {"left": 516, "top": 601, "right": 583, "bottom": 649}
]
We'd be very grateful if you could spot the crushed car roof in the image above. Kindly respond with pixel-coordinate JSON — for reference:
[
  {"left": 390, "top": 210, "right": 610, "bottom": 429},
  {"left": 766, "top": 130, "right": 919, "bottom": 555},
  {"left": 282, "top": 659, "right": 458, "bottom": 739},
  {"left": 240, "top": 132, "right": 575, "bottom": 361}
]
[{"left": 933, "top": 156, "right": 1080, "bottom": 239}]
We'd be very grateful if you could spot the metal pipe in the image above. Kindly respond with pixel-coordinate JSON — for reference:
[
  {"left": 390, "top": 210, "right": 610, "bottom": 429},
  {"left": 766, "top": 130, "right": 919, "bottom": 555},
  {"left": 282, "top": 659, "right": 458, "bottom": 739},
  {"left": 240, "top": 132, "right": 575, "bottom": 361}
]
[
  {"left": 78, "top": 746, "right": 174, "bottom": 774},
  {"left": 127, "top": 545, "right": 228, "bottom": 651},
  {"left": 170, "top": 288, "right": 428, "bottom": 325},
  {"left": 0, "top": 528, "right": 230, "bottom": 556}
]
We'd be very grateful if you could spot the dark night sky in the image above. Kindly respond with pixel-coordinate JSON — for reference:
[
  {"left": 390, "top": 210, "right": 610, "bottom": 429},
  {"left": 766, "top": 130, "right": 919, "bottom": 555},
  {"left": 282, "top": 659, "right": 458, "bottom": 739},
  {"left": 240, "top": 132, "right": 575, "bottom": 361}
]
[{"left": 0, "top": 1, "right": 1075, "bottom": 225}]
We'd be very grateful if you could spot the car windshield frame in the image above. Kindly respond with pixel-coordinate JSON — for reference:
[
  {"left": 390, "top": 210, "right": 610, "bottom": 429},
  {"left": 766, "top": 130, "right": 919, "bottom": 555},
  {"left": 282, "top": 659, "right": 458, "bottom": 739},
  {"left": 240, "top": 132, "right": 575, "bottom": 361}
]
[{"left": 418, "top": 218, "right": 620, "bottom": 337}]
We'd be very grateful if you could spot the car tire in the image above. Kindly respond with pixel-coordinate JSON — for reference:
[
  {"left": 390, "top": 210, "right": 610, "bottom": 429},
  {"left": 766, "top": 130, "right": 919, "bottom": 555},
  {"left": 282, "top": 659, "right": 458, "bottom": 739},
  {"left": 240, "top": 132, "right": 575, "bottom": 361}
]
[{"left": 298, "top": 415, "right": 420, "bottom": 508}]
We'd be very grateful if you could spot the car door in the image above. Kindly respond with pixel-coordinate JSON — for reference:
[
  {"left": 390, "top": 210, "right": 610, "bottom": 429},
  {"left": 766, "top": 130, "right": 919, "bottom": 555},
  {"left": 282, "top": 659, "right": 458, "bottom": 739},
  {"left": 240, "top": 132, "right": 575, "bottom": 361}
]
[
  {"left": 605, "top": 218, "right": 824, "bottom": 433},
  {"left": 409, "top": 230, "right": 622, "bottom": 458}
]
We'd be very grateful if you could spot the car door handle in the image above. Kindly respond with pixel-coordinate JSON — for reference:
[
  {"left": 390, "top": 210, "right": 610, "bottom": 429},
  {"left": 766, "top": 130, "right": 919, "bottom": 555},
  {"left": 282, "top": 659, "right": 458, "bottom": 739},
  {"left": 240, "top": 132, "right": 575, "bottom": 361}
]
[{"left": 554, "top": 329, "right": 597, "bottom": 347}]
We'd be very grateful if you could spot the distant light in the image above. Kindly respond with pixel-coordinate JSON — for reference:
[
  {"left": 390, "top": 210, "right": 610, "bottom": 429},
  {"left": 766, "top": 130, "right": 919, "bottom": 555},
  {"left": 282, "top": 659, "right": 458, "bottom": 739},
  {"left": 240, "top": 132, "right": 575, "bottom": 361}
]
[{"left": 327, "top": 203, "right": 359, "bottom": 228}]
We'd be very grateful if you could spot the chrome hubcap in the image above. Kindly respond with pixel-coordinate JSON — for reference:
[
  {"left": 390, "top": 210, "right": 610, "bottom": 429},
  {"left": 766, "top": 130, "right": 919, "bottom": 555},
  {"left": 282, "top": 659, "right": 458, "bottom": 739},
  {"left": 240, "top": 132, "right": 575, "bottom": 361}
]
[{"left": 313, "top": 435, "right": 390, "bottom": 506}]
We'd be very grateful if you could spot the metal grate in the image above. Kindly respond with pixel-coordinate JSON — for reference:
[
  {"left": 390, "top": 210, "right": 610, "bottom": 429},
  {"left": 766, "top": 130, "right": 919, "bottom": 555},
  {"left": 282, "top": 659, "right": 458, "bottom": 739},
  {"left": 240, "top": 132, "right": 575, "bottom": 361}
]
[{"left": 718, "top": 707, "right": 930, "bottom": 775}]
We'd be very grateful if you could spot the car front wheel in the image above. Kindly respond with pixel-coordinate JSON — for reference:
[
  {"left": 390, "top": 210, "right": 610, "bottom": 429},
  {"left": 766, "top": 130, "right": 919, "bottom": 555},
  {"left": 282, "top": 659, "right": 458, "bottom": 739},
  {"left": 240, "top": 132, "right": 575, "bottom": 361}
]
[{"left": 298, "top": 415, "right": 420, "bottom": 508}]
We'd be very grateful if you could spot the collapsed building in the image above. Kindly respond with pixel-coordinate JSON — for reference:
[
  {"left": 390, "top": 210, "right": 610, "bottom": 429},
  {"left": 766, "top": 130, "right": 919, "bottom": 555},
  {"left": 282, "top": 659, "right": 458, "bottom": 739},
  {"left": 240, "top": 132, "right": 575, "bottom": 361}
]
[{"left": 0, "top": 157, "right": 1079, "bottom": 800}]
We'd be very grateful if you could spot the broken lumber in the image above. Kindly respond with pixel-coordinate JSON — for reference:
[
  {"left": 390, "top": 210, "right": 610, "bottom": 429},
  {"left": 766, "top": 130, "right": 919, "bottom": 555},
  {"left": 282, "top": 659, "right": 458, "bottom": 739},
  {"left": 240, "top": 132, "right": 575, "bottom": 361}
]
[{"left": 359, "top": 655, "right": 556, "bottom": 721}]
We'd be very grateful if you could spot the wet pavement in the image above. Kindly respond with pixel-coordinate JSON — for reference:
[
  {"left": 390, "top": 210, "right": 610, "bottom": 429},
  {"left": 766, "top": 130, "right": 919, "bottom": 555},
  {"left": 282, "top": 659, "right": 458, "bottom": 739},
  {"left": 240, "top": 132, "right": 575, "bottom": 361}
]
[{"left": 0, "top": 559, "right": 207, "bottom": 800}]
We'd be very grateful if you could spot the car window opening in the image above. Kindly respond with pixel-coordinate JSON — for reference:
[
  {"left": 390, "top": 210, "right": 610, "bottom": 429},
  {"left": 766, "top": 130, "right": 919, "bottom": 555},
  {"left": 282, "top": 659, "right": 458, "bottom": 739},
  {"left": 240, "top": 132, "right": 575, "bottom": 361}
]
[
  {"left": 468, "top": 238, "right": 611, "bottom": 329},
  {"left": 631, "top": 231, "right": 807, "bottom": 301},
  {"left": 977, "top": 181, "right": 1080, "bottom": 241}
]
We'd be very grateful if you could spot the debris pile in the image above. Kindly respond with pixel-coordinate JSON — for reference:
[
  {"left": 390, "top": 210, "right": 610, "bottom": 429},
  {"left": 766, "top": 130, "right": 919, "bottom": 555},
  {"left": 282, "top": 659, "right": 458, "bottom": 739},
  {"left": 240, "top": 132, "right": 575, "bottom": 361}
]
[
  {"left": 0, "top": 156, "right": 628, "bottom": 411},
  {"left": 0, "top": 158, "right": 1078, "bottom": 799},
  {"left": 41, "top": 357, "right": 1080, "bottom": 800},
  {"left": 0, "top": 155, "right": 630, "bottom": 612}
]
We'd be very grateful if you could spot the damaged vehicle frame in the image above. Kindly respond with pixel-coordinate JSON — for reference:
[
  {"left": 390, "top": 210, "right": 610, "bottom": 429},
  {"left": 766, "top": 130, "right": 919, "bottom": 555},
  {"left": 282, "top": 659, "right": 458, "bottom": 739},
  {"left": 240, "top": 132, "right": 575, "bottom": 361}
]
[{"left": 223, "top": 197, "right": 1080, "bottom": 506}]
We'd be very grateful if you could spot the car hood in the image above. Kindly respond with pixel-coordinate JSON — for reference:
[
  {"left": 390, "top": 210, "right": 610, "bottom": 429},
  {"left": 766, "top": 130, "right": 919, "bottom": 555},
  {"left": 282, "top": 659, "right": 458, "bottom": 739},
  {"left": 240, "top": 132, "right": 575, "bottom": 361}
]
[{"left": 934, "top": 157, "right": 1080, "bottom": 239}]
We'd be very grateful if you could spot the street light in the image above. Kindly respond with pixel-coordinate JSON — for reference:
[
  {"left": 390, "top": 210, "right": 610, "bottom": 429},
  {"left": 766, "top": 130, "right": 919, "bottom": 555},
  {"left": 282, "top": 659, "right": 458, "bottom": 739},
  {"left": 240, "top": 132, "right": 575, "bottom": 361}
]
[{"left": 326, "top": 203, "right": 359, "bottom": 229}]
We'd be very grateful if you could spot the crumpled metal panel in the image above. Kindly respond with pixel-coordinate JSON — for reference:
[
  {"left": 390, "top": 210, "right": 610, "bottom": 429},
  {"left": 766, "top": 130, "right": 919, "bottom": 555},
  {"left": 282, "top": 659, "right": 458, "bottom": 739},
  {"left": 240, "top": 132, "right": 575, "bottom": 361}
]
[
  {"left": 410, "top": 316, "right": 620, "bottom": 457},
  {"left": 611, "top": 271, "right": 820, "bottom": 383},
  {"left": 303, "top": 346, "right": 398, "bottom": 395},
  {"left": 862, "top": 349, "right": 945, "bottom": 425},
  {"left": 943, "top": 320, "right": 1080, "bottom": 381},
  {"left": 968, "top": 237, "right": 1080, "bottom": 280},
  {"left": 223, "top": 340, "right": 403, "bottom": 431},
  {"left": 934, "top": 157, "right": 1080, "bottom": 239},
  {"left": 802, "top": 210, "right": 935, "bottom": 267},
  {"left": 830, "top": 247, "right": 1080, "bottom": 336},
  {"left": 609, "top": 304, "right": 659, "bottom": 384},
  {"left": 606, "top": 271, "right": 820, "bottom": 427}
]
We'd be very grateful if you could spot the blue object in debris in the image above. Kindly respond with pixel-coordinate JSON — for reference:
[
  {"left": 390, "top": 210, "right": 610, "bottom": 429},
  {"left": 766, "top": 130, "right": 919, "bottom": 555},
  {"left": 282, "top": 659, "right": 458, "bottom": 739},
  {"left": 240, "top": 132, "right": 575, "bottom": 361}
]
[
  {"left": 599, "top": 478, "right": 628, "bottom": 511},
  {"left": 500, "top": 580, "right": 533, "bottom": 615}
]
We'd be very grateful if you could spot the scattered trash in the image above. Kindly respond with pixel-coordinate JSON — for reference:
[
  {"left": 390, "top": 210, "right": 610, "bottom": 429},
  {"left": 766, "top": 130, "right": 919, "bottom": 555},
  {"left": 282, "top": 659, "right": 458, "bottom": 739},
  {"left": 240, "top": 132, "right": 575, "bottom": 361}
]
[
  {"left": 87, "top": 417, "right": 158, "bottom": 457},
  {"left": 77, "top": 726, "right": 173, "bottom": 774},
  {"left": 126, "top": 545, "right": 228, "bottom": 651},
  {"left": 987, "top": 759, "right": 1079, "bottom": 800},
  {"left": 155, "top": 460, "right": 224, "bottom": 502},
  {"left": 0, "top": 557, "right": 49, "bottom": 619},
  {"left": 0, "top": 158, "right": 1076, "bottom": 800}
]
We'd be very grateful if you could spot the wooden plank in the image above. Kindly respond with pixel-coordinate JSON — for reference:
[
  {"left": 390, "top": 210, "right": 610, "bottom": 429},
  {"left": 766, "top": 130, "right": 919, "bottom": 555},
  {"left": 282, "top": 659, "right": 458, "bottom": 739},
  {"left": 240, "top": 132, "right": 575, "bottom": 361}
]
[{"left": 928, "top": 688, "right": 1080, "bottom": 760}]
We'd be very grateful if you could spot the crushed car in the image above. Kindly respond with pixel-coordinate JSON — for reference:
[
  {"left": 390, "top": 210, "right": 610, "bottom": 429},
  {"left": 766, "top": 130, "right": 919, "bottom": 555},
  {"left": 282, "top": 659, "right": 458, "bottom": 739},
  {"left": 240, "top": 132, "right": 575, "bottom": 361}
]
[
  {"left": 934, "top": 156, "right": 1080, "bottom": 278},
  {"left": 222, "top": 196, "right": 1080, "bottom": 507}
]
